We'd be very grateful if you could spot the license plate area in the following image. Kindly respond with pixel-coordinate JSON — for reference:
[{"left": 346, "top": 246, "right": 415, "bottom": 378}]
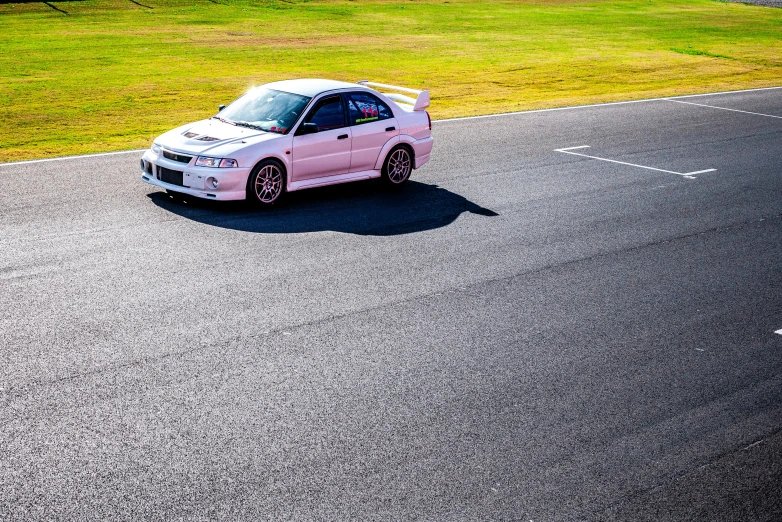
[{"left": 183, "top": 172, "right": 205, "bottom": 189}]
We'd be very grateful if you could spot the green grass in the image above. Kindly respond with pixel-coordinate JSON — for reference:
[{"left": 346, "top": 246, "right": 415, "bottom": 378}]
[{"left": 1, "top": 0, "right": 781, "bottom": 161}]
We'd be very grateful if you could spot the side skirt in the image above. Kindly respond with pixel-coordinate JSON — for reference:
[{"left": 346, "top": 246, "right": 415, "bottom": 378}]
[{"left": 288, "top": 170, "right": 382, "bottom": 192}]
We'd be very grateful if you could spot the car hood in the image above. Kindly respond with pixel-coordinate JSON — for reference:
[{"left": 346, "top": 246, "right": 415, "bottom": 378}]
[{"left": 157, "top": 119, "right": 281, "bottom": 155}]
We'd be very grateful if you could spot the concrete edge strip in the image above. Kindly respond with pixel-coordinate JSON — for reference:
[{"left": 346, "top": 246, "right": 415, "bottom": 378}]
[
  {"left": 0, "top": 149, "right": 148, "bottom": 167},
  {"left": 1, "top": 85, "right": 780, "bottom": 167}
]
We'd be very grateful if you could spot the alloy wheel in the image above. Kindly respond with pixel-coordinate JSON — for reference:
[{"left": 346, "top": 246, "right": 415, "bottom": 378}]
[
  {"left": 387, "top": 148, "right": 412, "bottom": 184},
  {"left": 254, "top": 164, "right": 283, "bottom": 203}
]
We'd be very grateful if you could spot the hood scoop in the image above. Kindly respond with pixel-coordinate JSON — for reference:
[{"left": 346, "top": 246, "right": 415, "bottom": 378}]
[{"left": 182, "top": 130, "right": 220, "bottom": 141}]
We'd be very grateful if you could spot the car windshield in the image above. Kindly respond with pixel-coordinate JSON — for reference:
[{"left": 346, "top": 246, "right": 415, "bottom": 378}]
[{"left": 216, "top": 88, "right": 311, "bottom": 135}]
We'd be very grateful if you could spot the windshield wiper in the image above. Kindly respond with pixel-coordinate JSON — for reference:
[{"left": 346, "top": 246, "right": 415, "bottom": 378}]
[
  {"left": 233, "top": 121, "right": 266, "bottom": 131},
  {"left": 212, "top": 116, "right": 236, "bottom": 125}
]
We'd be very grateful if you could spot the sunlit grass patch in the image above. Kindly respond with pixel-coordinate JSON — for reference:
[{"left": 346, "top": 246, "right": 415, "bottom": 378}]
[{"left": 1, "top": 0, "right": 780, "bottom": 161}]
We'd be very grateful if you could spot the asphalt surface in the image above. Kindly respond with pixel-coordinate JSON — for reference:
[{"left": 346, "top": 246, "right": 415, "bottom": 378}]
[
  {"left": 2, "top": 87, "right": 782, "bottom": 520},
  {"left": 728, "top": 0, "right": 782, "bottom": 7}
]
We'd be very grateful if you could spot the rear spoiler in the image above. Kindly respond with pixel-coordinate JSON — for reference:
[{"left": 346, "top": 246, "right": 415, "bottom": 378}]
[{"left": 357, "top": 80, "right": 430, "bottom": 111}]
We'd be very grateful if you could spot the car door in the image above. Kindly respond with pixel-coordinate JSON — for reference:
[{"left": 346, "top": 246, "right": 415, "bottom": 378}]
[
  {"left": 345, "top": 92, "right": 398, "bottom": 173},
  {"left": 291, "top": 94, "right": 352, "bottom": 182}
]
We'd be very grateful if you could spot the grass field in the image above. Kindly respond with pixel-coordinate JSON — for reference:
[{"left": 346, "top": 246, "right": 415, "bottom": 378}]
[{"left": 1, "top": 0, "right": 781, "bottom": 162}]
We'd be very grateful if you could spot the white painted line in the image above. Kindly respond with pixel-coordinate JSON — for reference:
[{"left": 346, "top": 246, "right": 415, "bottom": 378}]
[
  {"left": 0, "top": 149, "right": 146, "bottom": 168},
  {"left": 775, "top": 329, "right": 782, "bottom": 336},
  {"left": 436, "top": 85, "right": 782, "bottom": 124},
  {"left": 665, "top": 99, "right": 782, "bottom": 120},
  {"left": 671, "top": 85, "right": 782, "bottom": 99},
  {"left": 556, "top": 145, "right": 591, "bottom": 152},
  {"left": 437, "top": 99, "right": 659, "bottom": 123},
  {"left": 555, "top": 145, "right": 716, "bottom": 179},
  {"left": 743, "top": 439, "right": 765, "bottom": 451},
  {"left": 682, "top": 169, "right": 718, "bottom": 177}
]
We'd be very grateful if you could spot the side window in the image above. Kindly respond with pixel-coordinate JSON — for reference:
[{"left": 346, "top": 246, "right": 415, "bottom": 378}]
[
  {"left": 347, "top": 92, "right": 393, "bottom": 125},
  {"left": 303, "top": 96, "right": 345, "bottom": 131}
]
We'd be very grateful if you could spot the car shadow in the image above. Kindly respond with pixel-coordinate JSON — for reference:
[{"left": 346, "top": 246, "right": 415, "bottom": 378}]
[{"left": 147, "top": 180, "right": 498, "bottom": 236}]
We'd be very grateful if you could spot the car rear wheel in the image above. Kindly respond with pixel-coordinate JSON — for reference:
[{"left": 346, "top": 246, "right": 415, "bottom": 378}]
[
  {"left": 382, "top": 146, "right": 413, "bottom": 186},
  {"left": 247, "top": 160, "right": 285, "bottom": 205}
]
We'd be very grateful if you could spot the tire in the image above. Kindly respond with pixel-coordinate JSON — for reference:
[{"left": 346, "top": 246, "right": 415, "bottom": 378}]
[
  {"left": 381, "top": 145, "right": 413, "bottom": 186},
  {"left": 247, "top": 159, "right": 286, "bottom": 205}
]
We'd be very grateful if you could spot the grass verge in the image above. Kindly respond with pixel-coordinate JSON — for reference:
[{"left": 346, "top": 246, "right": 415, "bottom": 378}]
[{"left": 1, "top": 0, "right": 781, "bottom": 161}]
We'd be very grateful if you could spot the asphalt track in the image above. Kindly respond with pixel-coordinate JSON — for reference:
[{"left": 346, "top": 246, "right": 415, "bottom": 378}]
[{"left": 2, "top": 87, "right": 782, "bottom": 520}]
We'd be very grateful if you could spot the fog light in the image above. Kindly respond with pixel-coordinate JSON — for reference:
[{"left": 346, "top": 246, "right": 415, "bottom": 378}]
[{"left": 207, "top": 177, "right": 219, "bottom": 189}]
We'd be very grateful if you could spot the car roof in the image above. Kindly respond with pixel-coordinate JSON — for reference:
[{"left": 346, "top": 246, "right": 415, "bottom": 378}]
[{"left": 263, "top": 78, "right": 365, "bottom": 97}]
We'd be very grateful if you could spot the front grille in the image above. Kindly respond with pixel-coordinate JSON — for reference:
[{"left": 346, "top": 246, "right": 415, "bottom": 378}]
[
  {"left": 162, "top": 150, "right": 193, "bottom": 164},
  {"left": 158, "top": 167, "right": 184, "bottom": 186}
]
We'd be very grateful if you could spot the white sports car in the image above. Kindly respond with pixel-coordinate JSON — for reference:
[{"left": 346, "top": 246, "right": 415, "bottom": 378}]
[{"left": 140, "top": 79, "right": 433, "bottom": 205}]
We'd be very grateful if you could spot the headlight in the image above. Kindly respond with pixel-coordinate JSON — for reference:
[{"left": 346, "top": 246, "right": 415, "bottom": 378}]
[
  {"left": 151, "top": 143, "right": 161, "bottom": 154},
  {"left": 196, "top": 157, "right": 238, "bottom": 168},
  {"left": 195, "top": 156, "right": 220, "bottom": 167}
]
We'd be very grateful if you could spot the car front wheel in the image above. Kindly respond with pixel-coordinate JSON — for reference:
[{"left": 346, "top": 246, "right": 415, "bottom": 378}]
[
  {"left": 382, "top": 146, "right": 413, "bottom": 186},
  {"left": 247, "top": 160, "right": 285, "bottom": 205}
]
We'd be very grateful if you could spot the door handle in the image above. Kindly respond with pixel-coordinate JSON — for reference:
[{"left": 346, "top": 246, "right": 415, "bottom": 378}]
[
  {"left": 337, "top": 134, "right": 348, "bottom": 140},
  {"left": 386, "top": 126, "right": 396, "bottom": 132}
]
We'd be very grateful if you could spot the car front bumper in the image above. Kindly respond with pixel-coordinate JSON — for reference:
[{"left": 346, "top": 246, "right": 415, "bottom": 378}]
[{"left": 140, "top": 149, "right": 250, "bottom": 201}]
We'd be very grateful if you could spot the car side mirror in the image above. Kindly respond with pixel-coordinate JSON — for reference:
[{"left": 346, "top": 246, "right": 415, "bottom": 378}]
[
  {"left": 298, "top": 122, "right": 319, "bottom": 135},
  {"left": 218, "top": 104, "right": 226, "bottom": 112}
]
